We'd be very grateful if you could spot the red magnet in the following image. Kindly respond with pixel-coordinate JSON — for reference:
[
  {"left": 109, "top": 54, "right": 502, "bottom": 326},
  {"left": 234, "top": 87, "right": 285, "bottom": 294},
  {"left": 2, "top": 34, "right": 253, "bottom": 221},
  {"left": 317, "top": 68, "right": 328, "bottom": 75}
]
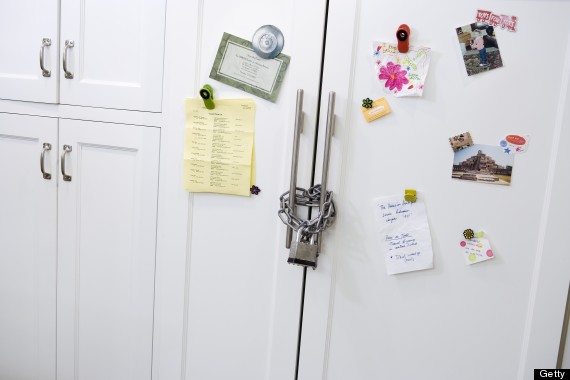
[{"left": 396, "top": 24, "right": 410, "bottom": 53}]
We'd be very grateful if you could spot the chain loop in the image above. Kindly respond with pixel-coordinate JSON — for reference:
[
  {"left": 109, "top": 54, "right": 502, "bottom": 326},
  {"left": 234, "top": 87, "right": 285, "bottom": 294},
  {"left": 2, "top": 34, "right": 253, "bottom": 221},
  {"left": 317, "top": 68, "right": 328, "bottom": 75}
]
[{"left": 278, "top": 184, "right": 336, "bottom": 235}]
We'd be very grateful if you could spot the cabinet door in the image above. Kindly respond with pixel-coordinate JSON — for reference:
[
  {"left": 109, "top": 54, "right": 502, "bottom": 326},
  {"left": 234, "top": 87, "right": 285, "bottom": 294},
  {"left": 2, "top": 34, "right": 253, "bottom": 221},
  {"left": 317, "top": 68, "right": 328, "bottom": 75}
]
[
  {"left": 57, "top": 120, "right": 159, "bottom": 380},
  {"left": 0, "top": 113, "right": 57, "bottom": 380},
  {"left": 0, "top": 0, "right": 59, "bottom": 103},
  {"left": 300, "top": 1, "right": 570, "bottom": 379},
  {"left": 59, "top": 0, "right": 166, "bottom": 111},
  {"left": 177, "top": 1, "right": 327, "bottom": 379}
]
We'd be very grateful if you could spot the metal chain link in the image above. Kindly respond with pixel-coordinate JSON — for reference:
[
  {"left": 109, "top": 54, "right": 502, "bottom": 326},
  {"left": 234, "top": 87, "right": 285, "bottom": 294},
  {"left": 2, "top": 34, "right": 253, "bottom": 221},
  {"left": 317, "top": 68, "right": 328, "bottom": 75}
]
[{"left": 278, "top": 184, "right": 336, "bottom": 235}]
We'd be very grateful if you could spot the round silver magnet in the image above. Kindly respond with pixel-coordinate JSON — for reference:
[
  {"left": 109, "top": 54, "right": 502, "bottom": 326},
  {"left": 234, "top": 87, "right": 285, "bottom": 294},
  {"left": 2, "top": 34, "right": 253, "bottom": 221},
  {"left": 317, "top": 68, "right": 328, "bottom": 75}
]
[{"left": 251, "top": 25, "right": 284, "bottom": 59}]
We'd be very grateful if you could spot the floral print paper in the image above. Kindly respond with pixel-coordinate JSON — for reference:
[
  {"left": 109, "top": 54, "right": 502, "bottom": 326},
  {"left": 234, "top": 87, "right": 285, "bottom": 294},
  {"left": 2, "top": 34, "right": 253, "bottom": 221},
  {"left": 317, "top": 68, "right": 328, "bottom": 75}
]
[{"left": 372, "top": 42, "right": 431, "bottom": 97}]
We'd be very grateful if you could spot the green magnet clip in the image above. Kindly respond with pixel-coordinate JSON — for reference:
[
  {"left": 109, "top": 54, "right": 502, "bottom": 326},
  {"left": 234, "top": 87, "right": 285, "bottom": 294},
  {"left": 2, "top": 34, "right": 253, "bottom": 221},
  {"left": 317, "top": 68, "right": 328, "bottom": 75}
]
[{"left": 200, "top": 84, "right": 215, "bottom": 109}]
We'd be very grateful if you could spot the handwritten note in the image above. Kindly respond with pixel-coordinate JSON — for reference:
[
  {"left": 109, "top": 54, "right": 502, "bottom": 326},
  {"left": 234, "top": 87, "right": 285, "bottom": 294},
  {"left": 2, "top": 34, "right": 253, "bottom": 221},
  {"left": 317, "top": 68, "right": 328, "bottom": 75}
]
[
  {"left": 459, "top": 237, "right": 494, "bottom": 265},
  {"left": 373, "top": 195, "right": 434, "bottom": 275},
  {"left": 184, "top": 98, "right": 255, "bottom": 196}
]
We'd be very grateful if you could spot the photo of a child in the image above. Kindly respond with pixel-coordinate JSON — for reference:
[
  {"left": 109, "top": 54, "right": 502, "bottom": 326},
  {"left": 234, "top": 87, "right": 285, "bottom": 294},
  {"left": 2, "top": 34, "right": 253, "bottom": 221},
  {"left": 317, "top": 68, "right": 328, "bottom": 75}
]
[
  {"left": 471, "top": 31, "right": 487, "bottom": 66},
  {"left": 456, "top": 23, "right": 503, "bottom": 76}
]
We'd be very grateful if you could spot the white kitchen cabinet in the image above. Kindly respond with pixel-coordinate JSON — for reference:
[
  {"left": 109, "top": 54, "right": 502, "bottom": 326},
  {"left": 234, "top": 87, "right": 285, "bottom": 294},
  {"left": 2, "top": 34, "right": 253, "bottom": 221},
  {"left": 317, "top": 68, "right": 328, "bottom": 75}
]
[
  {"left": 0, "top": 0, "right": 166, "bottom": 112},
  {"left": 0, "top": 113, "right": 57, "bottom": 380},
  {"left": 0, "top": 113, "right": 160, "bottom": 380},
  {"left": 56, "top": 119, "right": 160, "bottom": 380},
  {"left": 0, "top": 0, "right": 59, "bottom": 104}
]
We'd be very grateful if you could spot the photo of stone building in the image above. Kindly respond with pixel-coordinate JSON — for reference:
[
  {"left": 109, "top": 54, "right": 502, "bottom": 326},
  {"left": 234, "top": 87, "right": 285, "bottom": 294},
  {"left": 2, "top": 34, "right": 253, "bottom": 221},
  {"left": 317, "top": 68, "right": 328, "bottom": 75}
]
[{"left": 452, "top": 144, "right": 514, "bottom": 186}]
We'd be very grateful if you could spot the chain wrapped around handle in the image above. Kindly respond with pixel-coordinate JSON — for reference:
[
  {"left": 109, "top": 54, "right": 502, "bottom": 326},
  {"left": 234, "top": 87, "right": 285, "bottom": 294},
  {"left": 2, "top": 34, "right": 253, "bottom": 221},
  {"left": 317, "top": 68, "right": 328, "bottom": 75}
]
[
  {"left": 278, "top": 184, "right": 336, "bottom": 236},
  {"left": 278, "top": 184, "right": 336, "bottom": 268}
]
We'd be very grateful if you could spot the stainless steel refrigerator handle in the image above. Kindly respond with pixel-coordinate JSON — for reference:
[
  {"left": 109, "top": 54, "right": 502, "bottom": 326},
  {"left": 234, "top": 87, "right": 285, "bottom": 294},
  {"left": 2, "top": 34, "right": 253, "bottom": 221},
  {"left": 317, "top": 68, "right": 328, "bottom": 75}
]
[
  {"left": 39, "top": 38, "right": 52, "bottom": 77},
  {"left": 318, "top": 91, "right": 336, "bottom": 251},
  {"left": 285, "top": 89, "right": 304, "bottom": 249},
  {"left": 40, "top": 143, "right": 52, "bottom": 180},
  {"left": 61, "top": 145, "right": 72, "bottom": 182},
  {"left": 320, "top": 91, "right": 335, "bottom": 205},
  {"left": 63, "top": 40, "right": 74, "bottom": 79}
]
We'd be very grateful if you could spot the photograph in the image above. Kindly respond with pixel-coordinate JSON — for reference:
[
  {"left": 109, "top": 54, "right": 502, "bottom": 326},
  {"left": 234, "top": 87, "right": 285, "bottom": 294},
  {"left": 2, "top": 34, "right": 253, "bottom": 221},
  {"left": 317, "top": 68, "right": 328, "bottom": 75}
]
[
  {"left": 449, "top": 131, "right": 473, "bottom": 152},
  {"left": 456, "top": 22, "right": 503, "bottom": 76},
  {"left": 452, "top": 144, "right": 514, "bottom": 186}
]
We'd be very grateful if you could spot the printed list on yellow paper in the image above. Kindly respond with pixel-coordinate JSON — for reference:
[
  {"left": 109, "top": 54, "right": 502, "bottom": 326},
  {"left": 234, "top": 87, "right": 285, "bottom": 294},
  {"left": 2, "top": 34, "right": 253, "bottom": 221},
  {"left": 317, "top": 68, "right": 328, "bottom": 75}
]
[{"left": 184, "top": 98, "right": 256, "bottom": 196}]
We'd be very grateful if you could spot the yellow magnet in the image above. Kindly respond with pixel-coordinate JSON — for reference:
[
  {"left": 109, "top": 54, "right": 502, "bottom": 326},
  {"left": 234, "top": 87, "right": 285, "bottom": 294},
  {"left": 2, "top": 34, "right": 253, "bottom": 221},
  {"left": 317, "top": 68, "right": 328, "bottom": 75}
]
[
  {"left": 404, "top": 189, "right": 417, "bottom": 203},
  {"left": 361, "top": 97, "right": 391, "bottom": 122}
]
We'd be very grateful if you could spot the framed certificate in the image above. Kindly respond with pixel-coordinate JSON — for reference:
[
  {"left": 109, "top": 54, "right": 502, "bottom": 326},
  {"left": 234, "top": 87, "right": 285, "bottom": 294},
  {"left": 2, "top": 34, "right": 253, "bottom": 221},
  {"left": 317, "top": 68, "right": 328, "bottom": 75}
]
[{"left": 209, "top": 33, "right": 290, "bottom": 102}]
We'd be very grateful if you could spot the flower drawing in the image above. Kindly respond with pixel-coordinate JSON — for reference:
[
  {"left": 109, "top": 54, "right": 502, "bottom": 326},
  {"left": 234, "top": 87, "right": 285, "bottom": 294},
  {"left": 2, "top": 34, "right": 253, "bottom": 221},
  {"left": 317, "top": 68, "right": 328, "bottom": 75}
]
[{"left": 379, "top": 62, "right": 409, "bottom": 92}]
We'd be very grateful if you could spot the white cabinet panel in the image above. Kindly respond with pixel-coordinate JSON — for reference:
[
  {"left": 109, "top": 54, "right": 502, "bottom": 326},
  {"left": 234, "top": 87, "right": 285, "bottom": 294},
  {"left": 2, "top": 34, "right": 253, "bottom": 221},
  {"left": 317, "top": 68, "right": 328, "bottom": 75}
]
[
  {"left": 59, "top": 0, "right": 166, "bottom": 111},
  {"left": 301, "top": 1, "right": 570, "bottom": 379},
  {"left": 0, "top": 0, "right": 59, "bottom": 103},
  {"left": 0, "top": 0, "right": 165, "bottom": 111},
  {"left": 57, "top": 120, "right": 160, "bottom": 380},
  {"left": 0, "top": 113, "right": 57, "bottom": 380}
]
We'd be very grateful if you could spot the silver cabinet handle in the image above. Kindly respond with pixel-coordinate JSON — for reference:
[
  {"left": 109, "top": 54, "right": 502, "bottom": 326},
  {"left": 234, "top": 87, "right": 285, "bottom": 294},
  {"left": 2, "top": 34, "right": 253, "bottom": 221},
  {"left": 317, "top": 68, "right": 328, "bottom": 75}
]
[
  {"left": 40, "top": 143, "right": 52, "bottom": 180},
  {"left": 61, "top": 145, "right": 72, "bottom": 181},
  {"left": 39, "top": 38, "right": 51, "bottom": 77},
  {"left": 63, "top": 40, "right": 74, "bottom": 79},
  {"left": 318, "top": 91, "right": 336, "bottom": 251},
  {"left": 285, "top": 89, "right": 304, "bottom": 249}
]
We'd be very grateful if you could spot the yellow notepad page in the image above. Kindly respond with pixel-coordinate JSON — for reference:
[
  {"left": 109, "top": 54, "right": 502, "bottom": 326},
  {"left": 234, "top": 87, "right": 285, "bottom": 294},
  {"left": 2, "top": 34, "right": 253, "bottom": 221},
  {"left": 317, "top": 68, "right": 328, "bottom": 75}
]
[{"left": 184, "top": 98, "right": 256, "bottom": 196}]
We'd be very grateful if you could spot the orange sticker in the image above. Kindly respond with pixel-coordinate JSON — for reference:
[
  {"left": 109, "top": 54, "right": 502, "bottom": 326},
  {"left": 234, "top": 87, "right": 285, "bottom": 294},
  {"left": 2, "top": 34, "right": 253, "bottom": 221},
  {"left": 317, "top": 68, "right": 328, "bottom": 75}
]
[{"left": 505, "top": 135, "right": 526, "bottom": 145}]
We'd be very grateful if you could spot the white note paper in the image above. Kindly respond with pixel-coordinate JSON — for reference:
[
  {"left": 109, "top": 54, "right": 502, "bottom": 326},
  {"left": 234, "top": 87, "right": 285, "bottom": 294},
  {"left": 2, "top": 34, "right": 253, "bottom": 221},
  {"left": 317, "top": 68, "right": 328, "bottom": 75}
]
[
  {"left": 460, "top": 237, "right": 494, "bottom": 265},
  {"left": 373, "top": 195, "right": 434, "bottom": 275}
]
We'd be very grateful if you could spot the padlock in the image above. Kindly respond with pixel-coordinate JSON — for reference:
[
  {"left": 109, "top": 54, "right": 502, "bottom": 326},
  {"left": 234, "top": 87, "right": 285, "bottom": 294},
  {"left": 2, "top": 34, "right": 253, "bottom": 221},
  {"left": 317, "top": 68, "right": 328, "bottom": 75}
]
[{"left": 288, "top": 227, "right": 319, "bottom": 269}]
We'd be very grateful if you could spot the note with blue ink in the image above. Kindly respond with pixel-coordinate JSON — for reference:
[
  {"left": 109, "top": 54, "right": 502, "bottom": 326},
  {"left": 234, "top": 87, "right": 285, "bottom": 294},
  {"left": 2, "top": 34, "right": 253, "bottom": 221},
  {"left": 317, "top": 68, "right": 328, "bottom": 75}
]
[{"left": 373, "top": 194, "right": 434, "bottom": 275}]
